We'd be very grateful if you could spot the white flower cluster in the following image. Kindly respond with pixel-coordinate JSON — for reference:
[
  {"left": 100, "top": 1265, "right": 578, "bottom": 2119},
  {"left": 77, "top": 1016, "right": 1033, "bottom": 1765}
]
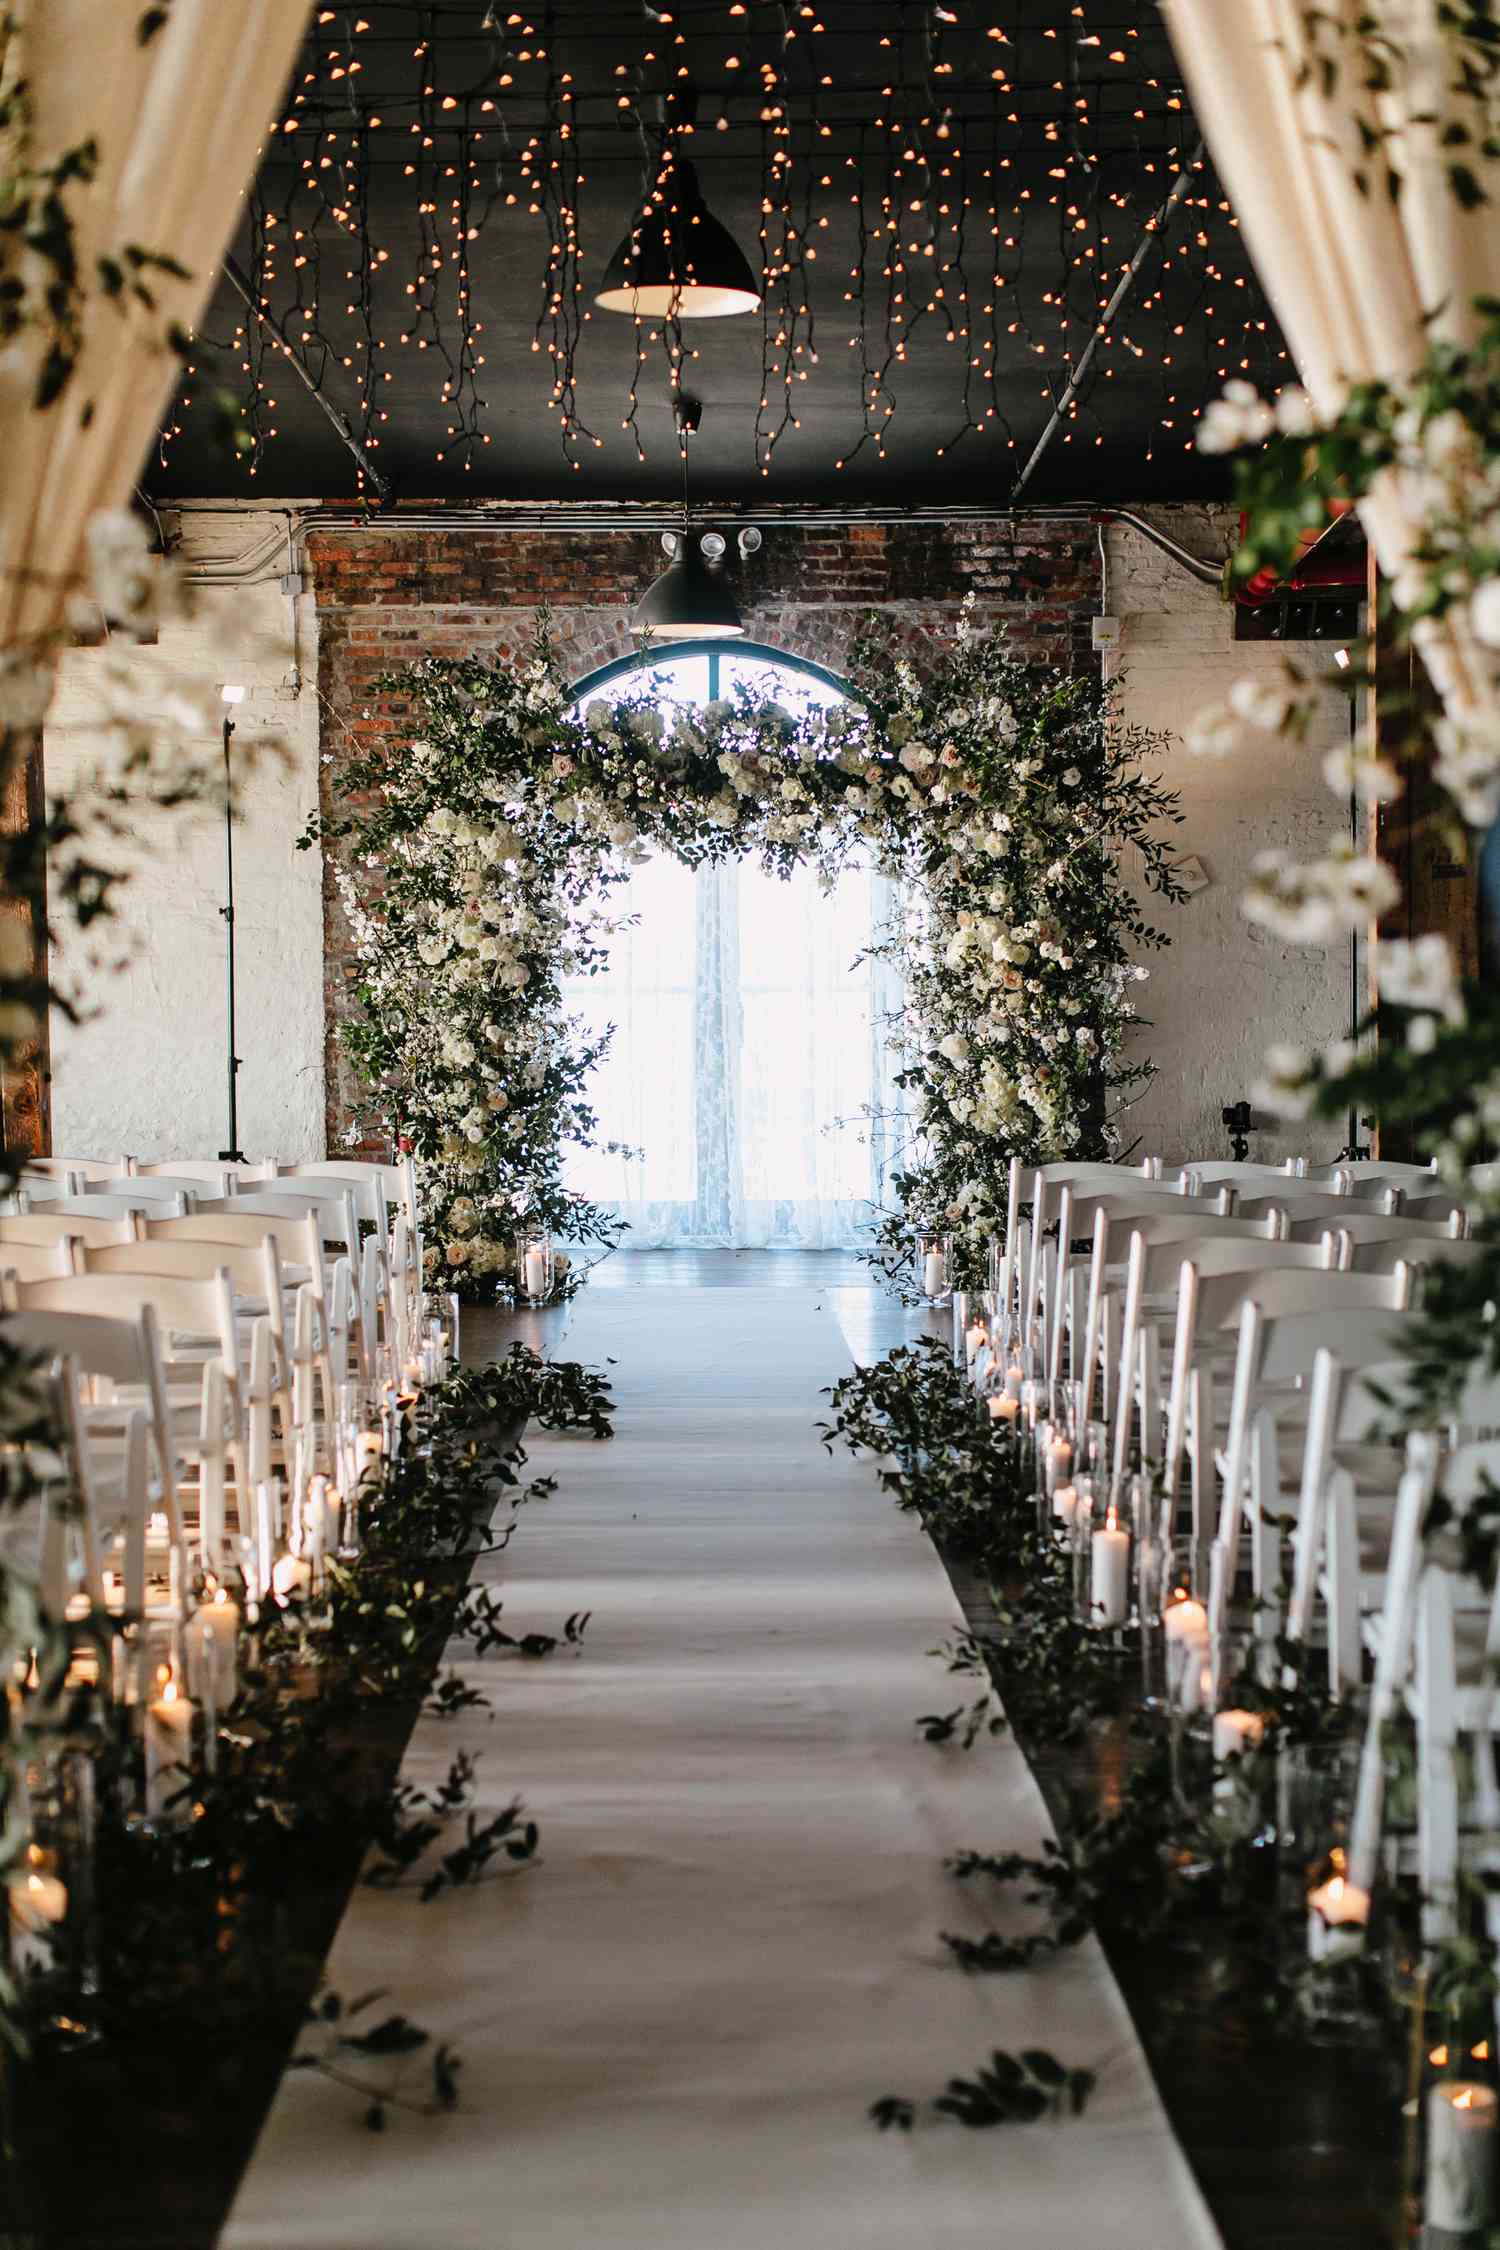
[
  {"left": 1196, "top": 382, "right": 1315, "bottom": 456},
  {"left": 332, "top": 624, "right": 1177, "bottom": 1294}
]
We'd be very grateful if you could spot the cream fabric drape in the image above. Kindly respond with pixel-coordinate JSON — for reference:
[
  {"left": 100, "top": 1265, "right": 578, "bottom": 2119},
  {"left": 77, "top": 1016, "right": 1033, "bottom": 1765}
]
[
  {"left": 1162, "top": 0, "right": 1500, "bottom": 728},
  {"left": 0, "top": 0, "right": 309, "bottom": 647}
]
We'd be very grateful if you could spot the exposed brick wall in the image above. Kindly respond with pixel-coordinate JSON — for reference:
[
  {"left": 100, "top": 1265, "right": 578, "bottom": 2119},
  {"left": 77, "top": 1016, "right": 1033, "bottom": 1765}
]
[{"left": 309, "top": 515, "right": 1103, "bottom": 1144}]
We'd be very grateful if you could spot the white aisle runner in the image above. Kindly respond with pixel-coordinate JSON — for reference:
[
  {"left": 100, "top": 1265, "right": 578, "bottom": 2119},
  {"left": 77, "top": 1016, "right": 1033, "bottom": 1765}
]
[{"left": 226, "top": 1286, "right": 1220, "bottom": 2250}]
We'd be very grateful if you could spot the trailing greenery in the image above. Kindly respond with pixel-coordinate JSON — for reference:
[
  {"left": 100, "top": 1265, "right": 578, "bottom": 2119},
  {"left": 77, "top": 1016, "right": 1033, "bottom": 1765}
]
[
  {"left": 311, "top": 612, "right": 1181, "bottom": 1301},
  {"left": 821, "top": 1341, "right": 1122, "bottom": 1743},
  {"left": 871, "top": 2047, "right": 1096, "bottom": 2135},
  {"left": 291, "top": 1988, "right": 463, "bottom": 2136},
  {"left": 823, "top": 1333, "right": 1386, "bottom": 2128},
  {"left": 9, "top": 1349, "right": 613, "bottom": 2086}
]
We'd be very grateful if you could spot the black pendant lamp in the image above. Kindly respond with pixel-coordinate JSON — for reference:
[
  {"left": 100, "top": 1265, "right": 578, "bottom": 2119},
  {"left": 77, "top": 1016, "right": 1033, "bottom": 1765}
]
[
  {"left": 596, "top": 157, "right": 760, "bottom": 320},
  {"left": 632, "top": 398, "right": 744, "bottom": 642}
]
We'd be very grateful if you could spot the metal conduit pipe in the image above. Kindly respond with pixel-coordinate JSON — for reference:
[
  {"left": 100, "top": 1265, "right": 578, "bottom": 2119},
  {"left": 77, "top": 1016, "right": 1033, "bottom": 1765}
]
[{"left": 170, "top": 500, "right": 1226, "bottom": 589}]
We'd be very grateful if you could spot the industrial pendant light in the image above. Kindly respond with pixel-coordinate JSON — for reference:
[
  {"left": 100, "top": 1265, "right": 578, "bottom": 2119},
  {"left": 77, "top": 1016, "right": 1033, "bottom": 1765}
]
[
  {"left": 596, "top": 155, "right": 760, "bottom": 319},
  {"left": 631, "top": 397, "right": 744, "bottom": 642}
]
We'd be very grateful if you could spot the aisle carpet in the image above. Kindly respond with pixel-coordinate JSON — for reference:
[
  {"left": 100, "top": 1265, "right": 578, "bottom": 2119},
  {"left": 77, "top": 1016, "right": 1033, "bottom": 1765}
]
[{"left": 226, "top": 1286, "right": 1220, "bottom": 2250}]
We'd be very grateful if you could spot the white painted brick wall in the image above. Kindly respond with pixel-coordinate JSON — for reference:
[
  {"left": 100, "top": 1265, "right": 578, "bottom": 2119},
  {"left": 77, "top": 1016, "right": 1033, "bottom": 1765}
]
[
  {"left": 1105, "top": 507, "right": 1355, "bottom": 1166},
  {"left": 45, "top": 508, "right": 326, "bottom": 1162}
]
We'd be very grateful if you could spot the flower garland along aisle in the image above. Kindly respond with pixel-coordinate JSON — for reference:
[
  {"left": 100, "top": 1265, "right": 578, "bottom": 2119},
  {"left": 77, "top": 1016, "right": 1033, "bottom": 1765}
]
[{"left": 313, "top": 613, "right": 1183, "bottom": 1300}]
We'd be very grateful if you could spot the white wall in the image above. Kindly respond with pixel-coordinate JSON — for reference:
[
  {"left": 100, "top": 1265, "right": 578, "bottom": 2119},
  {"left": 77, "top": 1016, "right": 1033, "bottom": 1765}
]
[
  {"left": 1106, "top": 507, "right": 1354, "bottom": 1166},
  {"left": 46, "top": 508, "right": 326, "bottom": 1162}
]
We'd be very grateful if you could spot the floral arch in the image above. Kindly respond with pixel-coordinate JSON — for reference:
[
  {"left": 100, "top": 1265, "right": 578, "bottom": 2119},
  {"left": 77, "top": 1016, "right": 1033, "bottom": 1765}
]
[
  {"left": 561, "top": 640, "right": 899, "bottom": 1255},
  {"left": 312, "top": 613, "right": 1184, "bottom": 1299}
]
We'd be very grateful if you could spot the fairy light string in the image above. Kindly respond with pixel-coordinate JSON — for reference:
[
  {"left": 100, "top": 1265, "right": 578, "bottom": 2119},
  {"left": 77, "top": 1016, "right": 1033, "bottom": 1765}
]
[{"left": 150, "top": 0, "right": 1289, "bottom": 491}]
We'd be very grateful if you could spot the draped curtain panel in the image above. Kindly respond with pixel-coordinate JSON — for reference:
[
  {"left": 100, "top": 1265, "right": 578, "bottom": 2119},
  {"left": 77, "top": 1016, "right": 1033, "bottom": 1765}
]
[
  {"left": 1162, "top": 0, "right": 1500, "bottom": 733},
  {"left": 563, "top": 852, "right": 905, "bottom": 1251},
  {"left": 0, "top": 0, "right": 310, "bottom": 648}
]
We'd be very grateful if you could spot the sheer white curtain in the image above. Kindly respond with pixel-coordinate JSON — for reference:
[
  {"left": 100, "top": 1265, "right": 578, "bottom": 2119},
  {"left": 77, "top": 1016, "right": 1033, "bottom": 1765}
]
[{"left": 563, "top": 651, "right": 905, "bottom": 1249}]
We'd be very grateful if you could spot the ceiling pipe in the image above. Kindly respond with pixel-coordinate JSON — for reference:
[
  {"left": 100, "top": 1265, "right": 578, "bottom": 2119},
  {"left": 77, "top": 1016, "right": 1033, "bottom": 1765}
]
[
  {"left": 167, "top": 501, "right": 1225, "bottom": 588},
  {"left": 221, "top": 256, "right": 394, "bottom": 506},
  {"left": 1010, "top": 141, "right": 1206, "bottom": 506}
]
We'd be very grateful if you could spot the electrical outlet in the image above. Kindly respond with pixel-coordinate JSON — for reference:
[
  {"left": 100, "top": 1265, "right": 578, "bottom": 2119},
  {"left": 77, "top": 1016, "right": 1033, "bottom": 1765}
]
[
  {"left": 1174, "top": 853, "right": 1210, "bottom": 896},
  {"left": 1091, "top": 614, "right": 1121, "bottom": 650}
]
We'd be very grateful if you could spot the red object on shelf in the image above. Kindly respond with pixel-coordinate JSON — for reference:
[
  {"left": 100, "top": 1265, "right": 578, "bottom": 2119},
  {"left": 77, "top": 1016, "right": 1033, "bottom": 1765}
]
[{"left": 1235, "top": 500, "right": 1362, "bottom": 607}]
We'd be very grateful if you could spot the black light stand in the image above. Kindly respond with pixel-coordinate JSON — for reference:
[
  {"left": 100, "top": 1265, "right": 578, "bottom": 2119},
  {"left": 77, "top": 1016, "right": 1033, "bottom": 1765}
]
[{"left": 218, "top": 689, "right": 246, "bottom": 1163}]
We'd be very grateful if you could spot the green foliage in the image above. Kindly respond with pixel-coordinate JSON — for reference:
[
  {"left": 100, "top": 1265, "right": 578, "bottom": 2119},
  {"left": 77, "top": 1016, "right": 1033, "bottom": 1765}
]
[
  {"left": 872, "top": 2048, "right": 1096, "bottom": 2132},
  {"left": 7, "top": 1347, "right": 612, "bottom": 2070},
  {"left": 315, "top": 612, "right": 1180, "bottom": 1302},
  {"left": 292, "top": 1988, "right": 464, "bottom": 2132}
]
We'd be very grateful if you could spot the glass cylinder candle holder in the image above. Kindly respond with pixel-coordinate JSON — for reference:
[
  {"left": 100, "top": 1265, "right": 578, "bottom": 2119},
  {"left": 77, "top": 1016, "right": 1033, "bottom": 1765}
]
[
  {"left": 1041, "top": 1417, "right": 1076, "bottom": 1501},
  {"left": 1278, "top": 1733, "right": 1373, "bottom": 2032},
  {"left": 1425, "top": 2078, "right": 1498, "bottom": 2237},
  {"left": 1144, "top": 1540, "right": 1211, "bottom": 1720},
  {"left": 1053, "top": 1469, "right": 1092, "bottom": 1595},
  {"left": 916, "top": 1232, "right": 952, "bottom": 1306},
  {"left": 9, "top": 1746, "right": 99, "bottom": 2042},
  {"left": 1208, "top": 1697, "right": 1272, "bottom": 1847},
  {"left": 515, "top": 1230, "right": 554, "bottom": 1306},
  {"left": 982, "top": 1359, "right": 1023, "bottom": 1437},
  {"left": 420, "top": 1290, "right": 461, "bottom": 1378},
  {"left": 1080, "top": 1478, "right": 1132, "bottom": 1639}
]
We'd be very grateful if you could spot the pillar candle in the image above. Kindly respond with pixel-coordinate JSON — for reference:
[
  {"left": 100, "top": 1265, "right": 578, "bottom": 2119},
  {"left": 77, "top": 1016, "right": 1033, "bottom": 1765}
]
[
  {"left": 965, "top": 1321, "right": 988, "bottom": 1368},
  {"left": 524, "top": 1245, "right": 548, "bottom": 1299},
  {"left": 1212, "top": 1709, "right": 1264, "bottom": 1763},
  {"left": 1426, "top": 2081, "right": 1498, "bottom": 2234},
  {"left": 187, "top": 1586, "right": 239, "bottom": 1708},
  {"left": 922, "top": 1248, "right": 947, "bottom": 1299},
  {"left": 1163, "top": 1596, "right": 1210, "bottom": 1711},
  {"left": 272, "top": 1552, "right": 313, "bottom": 1603},
  {"left": 1052, "top": 1484, "right": 1080, "bottom": 1531},
  {"left": 305, "top": 1473, "right": 333, "bottom": 1578},
  {"left": 1307, "top": 1864, "right": 1370, "bottom": 1963},
  {"left": 1090, "top": 1506, "right": 1130, "bottom": 1627},
  {"left": 988, "top": 1392, "right": 1020, "bottom": 1426},
  {"left": 1004, "top": 1366, "right": 1023, "bottom": 1401},
  {"left": 145, "top": 1678, "right": 194, "bottom": 1826},
  {"left": 8, "top": 1867, "right": 67, "bottom": 1978},
  {"left": 1044, "top": 1435, "right": 1074, "bottom": 1495}
]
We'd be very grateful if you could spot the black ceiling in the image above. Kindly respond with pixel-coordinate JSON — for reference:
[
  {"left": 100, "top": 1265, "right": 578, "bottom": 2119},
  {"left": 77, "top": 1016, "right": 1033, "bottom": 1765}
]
[{"left": 149, "top": 1, "right": 1287, "bottom": 507}]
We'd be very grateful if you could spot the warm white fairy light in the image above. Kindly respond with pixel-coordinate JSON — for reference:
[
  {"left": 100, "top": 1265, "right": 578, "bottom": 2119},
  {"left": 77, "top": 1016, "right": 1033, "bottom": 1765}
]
[{"left": 153, "top": 2, "right": 1281, "bottom": 489}]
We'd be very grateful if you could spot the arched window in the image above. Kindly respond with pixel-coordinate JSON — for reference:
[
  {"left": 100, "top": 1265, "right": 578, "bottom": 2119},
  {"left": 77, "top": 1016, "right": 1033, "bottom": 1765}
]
[{"left": 563, "top": 644, "right": 904, "bottom": 1250}]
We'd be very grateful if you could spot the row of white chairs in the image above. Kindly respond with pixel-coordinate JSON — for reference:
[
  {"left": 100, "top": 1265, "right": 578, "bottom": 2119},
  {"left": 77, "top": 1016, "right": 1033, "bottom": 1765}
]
[
  {"left": 980, "top": 1150, "right": 1493, "bottom": 1970},
  {"left": 1, "top": 1155, "right": 427, "bottom": 1653}
]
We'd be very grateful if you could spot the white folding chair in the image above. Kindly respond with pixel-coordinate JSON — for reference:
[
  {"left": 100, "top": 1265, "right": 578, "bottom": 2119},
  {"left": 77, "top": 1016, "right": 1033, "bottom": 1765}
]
[
  {"left": 1206, "top": 1279, "right": 1416, "bottom": 1671},
  {"left": 0, "top": 1211, "right": 135, "bottom": 1249}
]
